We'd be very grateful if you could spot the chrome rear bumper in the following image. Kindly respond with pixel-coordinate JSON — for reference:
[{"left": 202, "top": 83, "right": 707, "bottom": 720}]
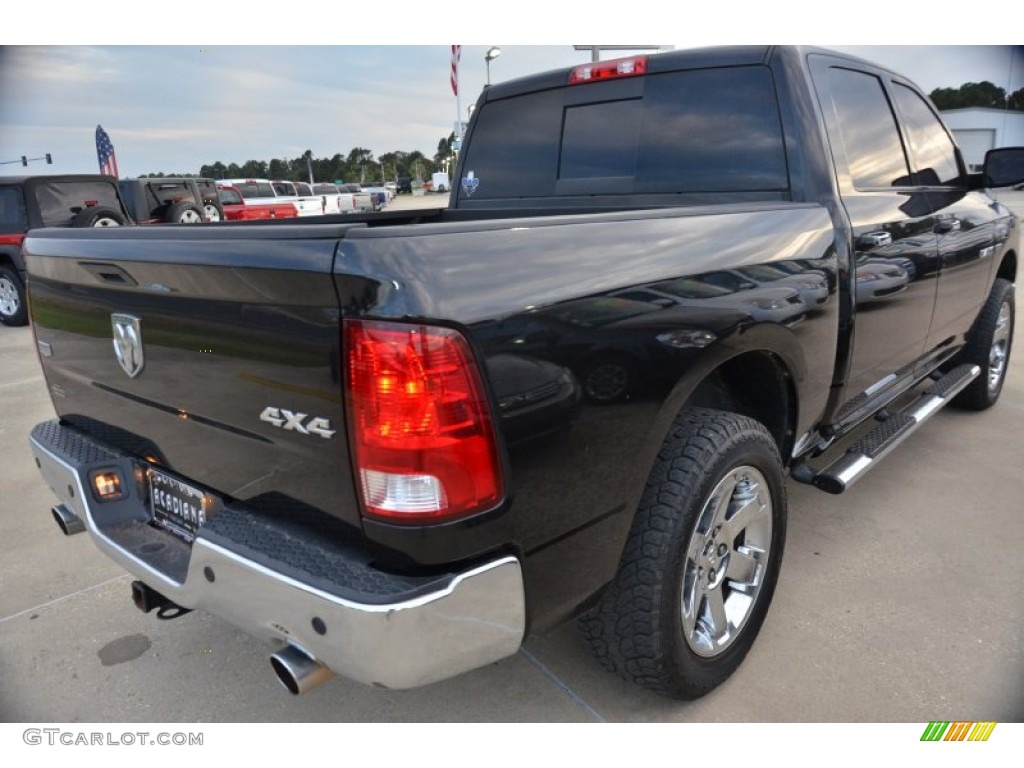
[{"left": 29, "top": 420, "right": 526, "bottom": 690}]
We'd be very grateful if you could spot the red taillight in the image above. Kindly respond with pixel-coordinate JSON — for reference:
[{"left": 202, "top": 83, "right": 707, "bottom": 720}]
[
  {"left": 568, "top": 55, "right": 648, "bottom": 85},
  {"left": 344, "top": 319, "right": 503, "bottom": 524}
]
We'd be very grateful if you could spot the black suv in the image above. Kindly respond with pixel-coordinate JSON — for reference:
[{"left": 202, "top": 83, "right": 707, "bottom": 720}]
[
  {"left": 119, "top": 177, "right": 224, "bottom": 224},
  {"left": 0, "top": 175, "right": 131, "bottom": 326}
]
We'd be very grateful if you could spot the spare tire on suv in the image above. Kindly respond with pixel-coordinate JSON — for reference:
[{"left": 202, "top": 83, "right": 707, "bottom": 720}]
[
  {"left": 119, "top": 178, "right": 213, "bottom": 225},
  {"left": 72, "top": 207, "right": 127, "bottom": 227}
]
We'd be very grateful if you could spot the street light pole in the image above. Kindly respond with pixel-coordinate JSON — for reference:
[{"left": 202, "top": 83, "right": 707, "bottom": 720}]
[{"left": 485, "top": 47, "right": 501, "bottom": 86}]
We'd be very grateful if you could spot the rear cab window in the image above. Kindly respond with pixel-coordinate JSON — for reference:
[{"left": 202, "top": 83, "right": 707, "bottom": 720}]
[
  {"left": 32, "top": 181, "right": 124, "bottom": 227},
  {"left": 146, "top": 181, "right": 199, "bottom": 214},
  {"left": 217, "top": 187, "right": 243, "bottom": 205},
  {"left": 457, "top": 63, "right": 789, "bottom": 208}
]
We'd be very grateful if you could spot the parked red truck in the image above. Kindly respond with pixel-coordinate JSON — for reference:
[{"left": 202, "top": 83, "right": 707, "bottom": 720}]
[{"left": 215, "top": 183, "right": 299, "bottom": 221}]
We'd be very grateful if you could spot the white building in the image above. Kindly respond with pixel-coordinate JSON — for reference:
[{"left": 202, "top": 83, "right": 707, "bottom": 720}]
[{"left": 940, "top": 108, "right": 1024, "bottom": 171}]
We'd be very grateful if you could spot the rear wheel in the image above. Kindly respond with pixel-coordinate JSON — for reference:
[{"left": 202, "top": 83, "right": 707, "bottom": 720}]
[
  {"left": 0, "top": 265, "right": 28, "bottom": 326},
  {"left": 203, "top": 201, "right": 224, "bottom": 222},
  {"left": 579, "top": 408, "right": 787, "bottom": 699},
  {"left": 952, "top": 277, "right": 1014, "bottom": 411},
  {"left": 72, "top": 207, "right": 125, "bottom": 228},
  {"left": 164, "top": 202, "right": 204, "bottom": 224}
]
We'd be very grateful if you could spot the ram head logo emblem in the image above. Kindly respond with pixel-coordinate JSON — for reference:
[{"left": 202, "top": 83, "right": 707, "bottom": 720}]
[{"left": 111, "top": 313, "right": 144, "bottom": 378}]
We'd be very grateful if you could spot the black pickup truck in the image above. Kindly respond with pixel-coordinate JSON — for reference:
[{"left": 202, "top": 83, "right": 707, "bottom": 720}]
[{"left": 24, "top": 46, "right": 1021, "bottom": 700}]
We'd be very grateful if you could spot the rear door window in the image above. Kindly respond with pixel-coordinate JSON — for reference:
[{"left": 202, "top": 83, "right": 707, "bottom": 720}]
[
  {"left": 821, "top": 68, "right": 911, "bottom": 189},
  {"left": 891, "top": 83, "right": 963, "bottom": 187}
]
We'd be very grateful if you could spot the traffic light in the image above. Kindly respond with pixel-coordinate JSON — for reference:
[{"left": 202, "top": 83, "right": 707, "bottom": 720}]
[
  {"left": 21, "top": 156, "right": 27, "bottom": 167},
  {"left": 46, "top": 153, "right": 52, "bottom": 164}
]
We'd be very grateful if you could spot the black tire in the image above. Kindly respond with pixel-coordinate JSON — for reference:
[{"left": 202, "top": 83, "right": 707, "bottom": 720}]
[
  {"left": 0, "top": 265, "right": 28, "bottom": 326},
  {"left": 202, "top": 201, "right": 224, "bottom": 222},
  {"left": 72, "top": 207, "right": 126, "bottom": 228},
  {"left": 579, "top": 408, "right": 787, "bottom": 699},
  {"left": 164, "top": 201, "right": 204, "bottom": 224},
  {"left": 952, "top": 277, "right": 1014, "bottom": 411}
]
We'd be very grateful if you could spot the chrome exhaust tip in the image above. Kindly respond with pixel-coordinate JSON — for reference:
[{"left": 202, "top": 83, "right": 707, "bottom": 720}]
[
  {"left": 52, "top": 504, "right": 85, "bottom": 536},
  {"left": 270, "top": 645, "right": 335, "bottom": 696}
]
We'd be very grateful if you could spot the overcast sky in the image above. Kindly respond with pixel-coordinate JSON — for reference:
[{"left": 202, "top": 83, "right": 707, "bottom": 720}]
[{"left": 2, "top": 12, "right": 1022, "bottom": 179}]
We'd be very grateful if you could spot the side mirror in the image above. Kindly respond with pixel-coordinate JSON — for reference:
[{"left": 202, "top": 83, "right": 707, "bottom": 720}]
[{"left": 983, "top": 147, "right": 1024, "bottom": 188}]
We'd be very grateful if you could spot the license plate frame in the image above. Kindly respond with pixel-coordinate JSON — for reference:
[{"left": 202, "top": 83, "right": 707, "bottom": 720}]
[{"left": 149, "top": 468, "right": 208, "bottom": 540}]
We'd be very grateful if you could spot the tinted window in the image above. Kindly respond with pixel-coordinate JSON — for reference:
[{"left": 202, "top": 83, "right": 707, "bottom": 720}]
[
  {"left": 295, "top": 183, "right": 313, "bottom": 195},
  {"left": 635, "top": 67, "right": 787, "bottom": 192},
  {"left": 0, "top": 187, "right": 28, "bottom": 234},
  {"left": 150, "top": 182, "right": 198, "bottom": 207},
  {"left": 235, "top": 182, "right": 274, "bottom": 198},
  {"left": 892, "top": 84, "right": 963, "bottom": 187},
  {"left": 33, "top": 181, "right": 123, "bottom": 227},
  {"left": 463, "top": 66, "right": 787, "bottom": 200},
  {"left": 313, "top": 184, "right": 338, "bottom": 194},
  {"left": 561, "top": 99, "right": 642, "bottom": 179},
  {"left": 826, "top": 68, "right": 910, "bottom": 189},
  {"left": 217, "top": 188, "right": 242, "bottom": 205}
]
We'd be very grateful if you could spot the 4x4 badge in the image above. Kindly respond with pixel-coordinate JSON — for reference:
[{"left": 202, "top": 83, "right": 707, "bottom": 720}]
[{"left": 111, "top": 313, "right": 144, "bottom": 378}]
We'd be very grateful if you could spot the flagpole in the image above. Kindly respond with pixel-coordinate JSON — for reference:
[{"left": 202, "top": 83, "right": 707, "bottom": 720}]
[{"left": 452, "top": 46, "right": 463, "bottom": 143}]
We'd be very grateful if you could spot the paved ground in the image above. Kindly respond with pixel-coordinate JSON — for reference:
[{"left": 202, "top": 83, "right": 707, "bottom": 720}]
[{"left": 1, "top": 195, "right": 1022, "bottom": 723}]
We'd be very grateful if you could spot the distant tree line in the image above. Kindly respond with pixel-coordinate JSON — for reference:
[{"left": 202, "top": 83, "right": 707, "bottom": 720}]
[
  {"left": 142, "top": 135, "right": 458, "bottom": 182},
  {"left": 930, "top": 82, "right": 1024, "bottom": 111}
]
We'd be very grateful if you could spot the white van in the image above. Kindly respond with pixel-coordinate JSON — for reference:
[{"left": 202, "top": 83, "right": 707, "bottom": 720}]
[{"left": 430, "top": 172, "right": 450, "bottom": 193}]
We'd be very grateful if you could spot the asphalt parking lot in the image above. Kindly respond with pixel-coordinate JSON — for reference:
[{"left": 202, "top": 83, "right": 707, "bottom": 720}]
[{"left": 1, "top": 193, "right": 1022, "bottom": 723}]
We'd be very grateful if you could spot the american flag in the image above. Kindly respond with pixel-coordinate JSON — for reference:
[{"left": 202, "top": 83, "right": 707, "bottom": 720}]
[
  {"left": 450, "top": 45, "right": 461, "bottom": 97},
  {"left": 95, "top": 125, "right": 119, "bottom": 177}
]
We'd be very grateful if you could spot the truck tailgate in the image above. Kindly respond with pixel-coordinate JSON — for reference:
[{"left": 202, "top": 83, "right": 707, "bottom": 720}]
[{"left": 24, "top": 225, "right": 362, "bottom": 528}]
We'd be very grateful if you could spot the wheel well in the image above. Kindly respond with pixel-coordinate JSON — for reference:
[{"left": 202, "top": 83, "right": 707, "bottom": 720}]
[
  {"left": 997, "top": 250, "right": 1016, "bottom": 284},
  {"left": 686, "top": 352, "right": 796, "bottom": 460},
  {"left": 0, "top": 250, "right": 18, "bottom": 270}
]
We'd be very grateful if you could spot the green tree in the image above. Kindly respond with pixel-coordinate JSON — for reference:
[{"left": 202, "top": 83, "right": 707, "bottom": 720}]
[
  {"left": 239, "top": 160, "right": 268, "bottom": 177},
  {"left": 379, "top": 151, "right": 406, "bottom": 181},
  {"left": 930, "top": 81, "right": 1008, "bottom": 110},
  {"left": 268, "top": 158, "right": 288, "bottom": 180},
  {"left": 434, "top": 133, "right": 456, "bottom": 171},
  {"left": 192, "top": 134, "right": 461, "bottom": 182},
  {"left": 1008, "top": 87, "right": 1024, "bottom": 111},
  {"left": 199, "top": 161, "right": 227, "bottom": 179}
]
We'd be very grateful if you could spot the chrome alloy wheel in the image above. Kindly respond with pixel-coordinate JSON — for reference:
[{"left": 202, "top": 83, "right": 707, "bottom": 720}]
[
  {"left": 0, "top": 275, "right": 19, "bottom": 317},
  {"left": 204, "top": 203, "right": 222, "bottom": 222},
  {"left": 682, "top": 466, "right": 773, "bottom": 658},
  {"left": 92, "top": 216, "right": 121, "bottom": 227},
  {"left": 178, "top": 208, "right": 203, "bottom": 224},
  {"left": 988, "top": 301, "right": 1012, "bottom": 395}
]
